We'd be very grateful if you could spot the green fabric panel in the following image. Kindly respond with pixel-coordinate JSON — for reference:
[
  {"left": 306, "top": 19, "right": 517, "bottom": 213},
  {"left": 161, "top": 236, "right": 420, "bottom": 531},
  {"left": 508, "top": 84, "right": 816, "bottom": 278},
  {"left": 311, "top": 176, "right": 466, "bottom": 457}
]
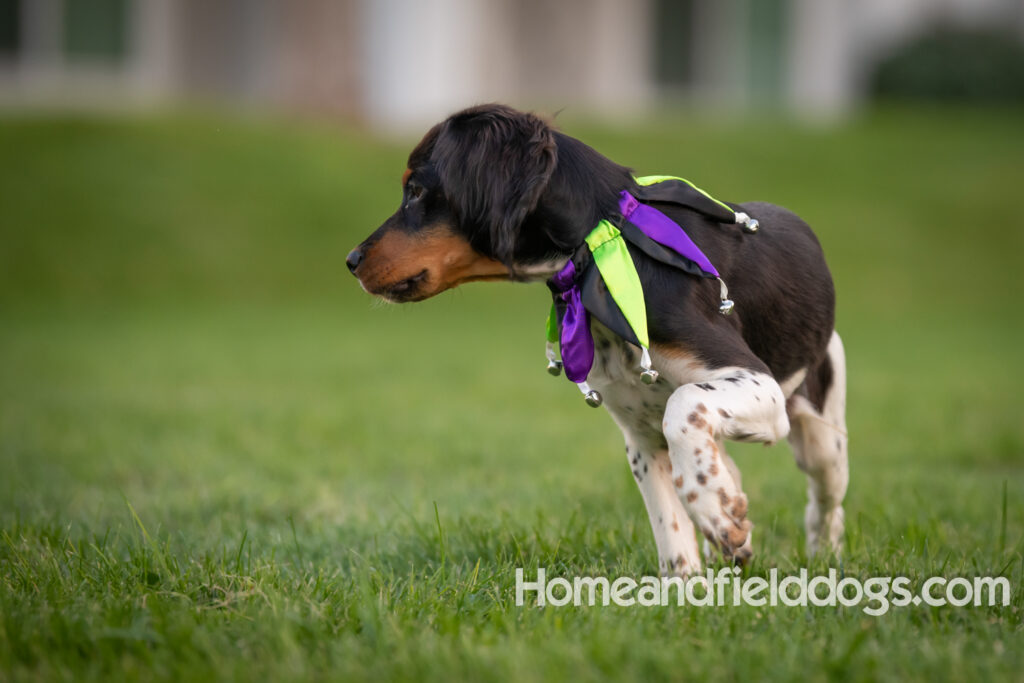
[
  {"left": 546, "top": 302, "right": 559, "bottom": 344},
  {"left": 634, "top": 174, "right": 734, "bottom": 215},
  {"left": 584, "top": 220, "right": 649, "bottom": 348}
]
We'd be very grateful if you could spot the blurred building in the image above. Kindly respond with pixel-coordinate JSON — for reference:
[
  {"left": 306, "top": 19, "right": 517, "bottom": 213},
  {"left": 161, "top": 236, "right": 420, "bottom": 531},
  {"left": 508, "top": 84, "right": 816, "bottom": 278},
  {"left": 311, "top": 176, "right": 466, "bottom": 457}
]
[{"left": 0, "top": 0, "right": 1022, "bottom": 131}]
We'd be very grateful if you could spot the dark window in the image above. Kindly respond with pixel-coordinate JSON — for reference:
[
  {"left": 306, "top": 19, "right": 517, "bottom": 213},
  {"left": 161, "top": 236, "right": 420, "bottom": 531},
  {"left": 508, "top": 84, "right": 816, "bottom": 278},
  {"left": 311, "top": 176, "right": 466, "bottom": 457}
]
[
  {"left": 0, "top": 0, "right": 20, "bottom": 56},
  {"left": 62, "top": 0, "right": 129, "bottom": 62},
  {"left": 653, "top": 0, "right": 695, "bottom": 88}
]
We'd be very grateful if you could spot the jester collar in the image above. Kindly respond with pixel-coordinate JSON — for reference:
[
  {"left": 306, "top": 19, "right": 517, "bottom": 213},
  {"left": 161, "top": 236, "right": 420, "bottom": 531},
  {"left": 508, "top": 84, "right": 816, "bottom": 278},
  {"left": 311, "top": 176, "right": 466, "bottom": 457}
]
[{"left": 544, "top": 176, "right": 759, "bottom": 407}]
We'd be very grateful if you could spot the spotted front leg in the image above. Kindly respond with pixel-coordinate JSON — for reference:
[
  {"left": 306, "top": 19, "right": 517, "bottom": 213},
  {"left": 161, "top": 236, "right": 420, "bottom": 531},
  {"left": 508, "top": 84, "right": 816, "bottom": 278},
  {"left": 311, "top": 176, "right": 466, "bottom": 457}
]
[
  {"left": 662, "top": 369, "right": 790, "bottom": 562},
  {"left": 626, "top": 446, "right": 702, "bottom": 577},
  {"left": 700, "top": 444, "right": 752, "bottom": 563}
]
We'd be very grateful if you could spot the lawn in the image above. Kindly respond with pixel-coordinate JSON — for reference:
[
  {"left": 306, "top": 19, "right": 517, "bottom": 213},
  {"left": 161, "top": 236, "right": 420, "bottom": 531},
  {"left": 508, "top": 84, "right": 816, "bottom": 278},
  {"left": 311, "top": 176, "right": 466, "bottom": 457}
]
[{"left": 1, "top": 106, "right": 1022, "bottom": 681}]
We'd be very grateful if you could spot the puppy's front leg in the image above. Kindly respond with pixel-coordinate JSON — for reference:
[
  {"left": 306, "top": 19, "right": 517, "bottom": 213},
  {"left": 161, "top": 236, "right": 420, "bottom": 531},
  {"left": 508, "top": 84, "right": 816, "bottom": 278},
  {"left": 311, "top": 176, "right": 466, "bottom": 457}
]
[
  {"left": 662, "top": 369, "right": 790, "bottom": 562},
  {"left": 624, "top": 442, "right": 702, "bottom": 577}
]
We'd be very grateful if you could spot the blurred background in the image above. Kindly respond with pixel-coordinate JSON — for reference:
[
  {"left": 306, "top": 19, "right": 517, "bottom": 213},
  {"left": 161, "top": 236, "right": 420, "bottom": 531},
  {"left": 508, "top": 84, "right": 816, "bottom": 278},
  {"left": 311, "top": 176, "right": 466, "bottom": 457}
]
[{"left": 2, "top": 0, "right": 1024, "bottom": 129}]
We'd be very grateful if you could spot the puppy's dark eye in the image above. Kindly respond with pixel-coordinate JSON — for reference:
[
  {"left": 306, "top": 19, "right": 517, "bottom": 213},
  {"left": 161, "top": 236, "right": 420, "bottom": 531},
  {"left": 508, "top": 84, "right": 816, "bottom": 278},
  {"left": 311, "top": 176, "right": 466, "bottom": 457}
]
[{"left": 406, "top": 183, "right": 424, "bottom": 201}]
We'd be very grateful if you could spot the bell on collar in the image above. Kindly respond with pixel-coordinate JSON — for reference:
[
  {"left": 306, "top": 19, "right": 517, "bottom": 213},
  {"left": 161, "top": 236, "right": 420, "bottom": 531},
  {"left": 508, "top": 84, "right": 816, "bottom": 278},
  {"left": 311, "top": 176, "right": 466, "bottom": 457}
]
[
  {"left": 545, "top": 341, "right": 563, "bottom": 376},
  {"left": 639, "top": 347, "right": 659, "bottom": 384},
  {"left": 717, "top": 278, "right": 735, "bottom": 315},
  {"left": 734, "top": 211, "right": 759, "bottom": 234},
  {"left": 577, "top": 381, "right": 603, "bottom": 408}
]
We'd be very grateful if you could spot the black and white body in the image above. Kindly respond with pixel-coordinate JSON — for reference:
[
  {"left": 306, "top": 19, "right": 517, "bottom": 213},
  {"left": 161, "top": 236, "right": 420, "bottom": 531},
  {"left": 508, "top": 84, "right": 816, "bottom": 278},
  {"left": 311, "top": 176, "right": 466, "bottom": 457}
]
[{"left": 347, "top": 104, "right": 848, "bottom": 576}]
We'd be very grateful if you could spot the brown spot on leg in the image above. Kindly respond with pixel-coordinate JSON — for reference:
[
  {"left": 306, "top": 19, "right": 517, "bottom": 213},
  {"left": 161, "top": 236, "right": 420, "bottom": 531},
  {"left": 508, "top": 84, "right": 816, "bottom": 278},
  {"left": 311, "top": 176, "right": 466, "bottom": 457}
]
[
  {"left": 721, "top": 519, "right": 753, "bottom": 548},
  {"left": 697, "top": 403, "right": 708, "bottom": 414},
  {"left": 733, "top": 546, "right": 753, "bottom": 566},
  {"left": 718, "top": 408, "right": 731, "bottom": 418},
  {"left": 673, "top": 475, "right": 684, "bottom": 489},
  {"left": 718, "top": 487, "right": 730, "bottom": 506},
  {"left": 696, "top": 472, "right": 707, "bottom": 485},
  {"left": 686, "top": 491, "right": 698, "bottom": 503},
  {"left": 730, "top": 495, "right": 748, "bottom": 520},
  {"left": 672, "top": 519, "right": 680, "bottom": 531},
  {"left": 708, "top": 462, "right": 719, "bottom": 476},
  {"left": 687, "top": 412, "right": 707, "bottom": 430}
]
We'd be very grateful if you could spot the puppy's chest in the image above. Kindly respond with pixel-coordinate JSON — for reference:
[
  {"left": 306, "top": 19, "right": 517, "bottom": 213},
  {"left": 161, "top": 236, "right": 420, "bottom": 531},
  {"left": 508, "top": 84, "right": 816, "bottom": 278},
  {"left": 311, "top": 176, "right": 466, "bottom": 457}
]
[{"left": 585, "top": 326, "right": 678, "bottom": 447}]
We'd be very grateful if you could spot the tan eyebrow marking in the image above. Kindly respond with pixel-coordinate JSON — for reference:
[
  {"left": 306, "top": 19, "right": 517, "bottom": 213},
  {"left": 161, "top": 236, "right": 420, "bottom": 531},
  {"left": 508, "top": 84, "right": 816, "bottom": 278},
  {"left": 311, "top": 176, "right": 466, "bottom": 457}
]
[{"left": 401, "top": 168, "right": 412, "bottom": 186}]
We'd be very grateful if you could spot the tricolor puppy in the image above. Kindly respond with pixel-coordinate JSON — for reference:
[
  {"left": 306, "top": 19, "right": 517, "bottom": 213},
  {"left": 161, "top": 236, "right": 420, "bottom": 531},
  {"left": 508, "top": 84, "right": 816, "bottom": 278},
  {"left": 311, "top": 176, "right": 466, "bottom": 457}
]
[{"left": 347, "top": 104, "right": 848, "bottom": 576}]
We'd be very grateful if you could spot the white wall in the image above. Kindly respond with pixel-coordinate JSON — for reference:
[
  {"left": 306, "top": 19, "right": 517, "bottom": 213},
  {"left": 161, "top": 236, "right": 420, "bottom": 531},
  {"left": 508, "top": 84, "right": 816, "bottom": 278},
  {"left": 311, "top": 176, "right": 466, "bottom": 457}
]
[
  {"left": 787, "top": 0, "right": 856, "bottom": 118},
  {"left": 361, "top": 0, "right": 652, "bottom": 133}
]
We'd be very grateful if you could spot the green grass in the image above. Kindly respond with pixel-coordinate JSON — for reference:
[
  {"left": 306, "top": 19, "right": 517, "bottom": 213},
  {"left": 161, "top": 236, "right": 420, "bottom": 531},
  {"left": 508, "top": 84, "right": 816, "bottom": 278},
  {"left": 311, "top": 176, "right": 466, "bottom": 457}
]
[{"left": 1, "top": 106, "right": 1022, "bottom": 681}]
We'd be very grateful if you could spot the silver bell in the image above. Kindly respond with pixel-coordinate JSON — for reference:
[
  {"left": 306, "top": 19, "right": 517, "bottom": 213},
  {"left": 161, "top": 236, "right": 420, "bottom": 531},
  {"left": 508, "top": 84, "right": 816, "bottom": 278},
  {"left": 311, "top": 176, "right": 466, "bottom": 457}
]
[
  {"left": 584, "top": 390, "right": 603, "bottom": 408},
  {"left": 742, "top": 218, "right": 759, "bottom": 234},
  {"left": 719, "top": 299, "right": 735, "bottom": 315},
  {"left": 641, "top": 368, "right": 659, "bottom": 385},
  {"left": 546, "top": 359, "right": 563, "bottom": 376}
]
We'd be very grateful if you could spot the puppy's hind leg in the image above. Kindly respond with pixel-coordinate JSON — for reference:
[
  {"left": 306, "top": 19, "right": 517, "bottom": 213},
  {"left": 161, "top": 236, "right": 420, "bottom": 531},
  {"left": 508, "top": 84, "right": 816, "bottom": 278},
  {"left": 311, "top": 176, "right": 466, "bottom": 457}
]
[{"left": 788, "top": 331, "right": 849, "bottom": 555}]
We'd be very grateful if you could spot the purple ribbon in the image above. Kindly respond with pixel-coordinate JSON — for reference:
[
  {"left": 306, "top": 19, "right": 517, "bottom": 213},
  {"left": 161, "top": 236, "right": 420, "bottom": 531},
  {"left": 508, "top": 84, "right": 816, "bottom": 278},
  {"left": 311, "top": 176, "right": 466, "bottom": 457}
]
[
  {"left": 618, "top": 191, "right": 719, "bottom": 278},
  {"left": 550, "top": 260, "right": 594, "bottom": 383}
]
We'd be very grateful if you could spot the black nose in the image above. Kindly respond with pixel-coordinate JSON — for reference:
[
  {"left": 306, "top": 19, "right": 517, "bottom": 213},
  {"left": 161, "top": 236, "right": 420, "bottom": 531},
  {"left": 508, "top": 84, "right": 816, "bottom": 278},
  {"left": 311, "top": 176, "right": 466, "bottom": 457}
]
[{"left": 346, "top": 248, "right": 363, "bottom": 274}]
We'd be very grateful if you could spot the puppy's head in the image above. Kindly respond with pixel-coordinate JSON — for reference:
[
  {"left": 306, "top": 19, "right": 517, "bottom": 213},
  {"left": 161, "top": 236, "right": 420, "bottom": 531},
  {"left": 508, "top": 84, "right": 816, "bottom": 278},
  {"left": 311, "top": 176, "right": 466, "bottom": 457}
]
[{"left": 347, "top": 104, "right": 561, "bottom": 302}]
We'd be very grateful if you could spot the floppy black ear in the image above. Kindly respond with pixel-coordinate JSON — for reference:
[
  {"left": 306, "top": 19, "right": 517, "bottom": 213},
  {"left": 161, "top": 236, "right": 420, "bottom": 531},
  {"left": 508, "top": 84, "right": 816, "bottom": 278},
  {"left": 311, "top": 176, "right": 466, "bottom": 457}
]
[{"left": 431, "top": 105, "right": 557, "bottom": 264}]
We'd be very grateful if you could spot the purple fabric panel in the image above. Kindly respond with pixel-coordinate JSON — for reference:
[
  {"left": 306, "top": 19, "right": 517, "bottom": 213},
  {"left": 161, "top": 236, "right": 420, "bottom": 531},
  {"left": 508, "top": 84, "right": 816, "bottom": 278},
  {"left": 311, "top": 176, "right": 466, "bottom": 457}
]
[
  {"left": 551, "top": 260, "right": 594, "bottom": 383},
  {"left": 551, "top": 258, "right": 577, "bottom": 291},
  {"left": 619, "top": 191, "right": 719, "bottom": 278}
]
